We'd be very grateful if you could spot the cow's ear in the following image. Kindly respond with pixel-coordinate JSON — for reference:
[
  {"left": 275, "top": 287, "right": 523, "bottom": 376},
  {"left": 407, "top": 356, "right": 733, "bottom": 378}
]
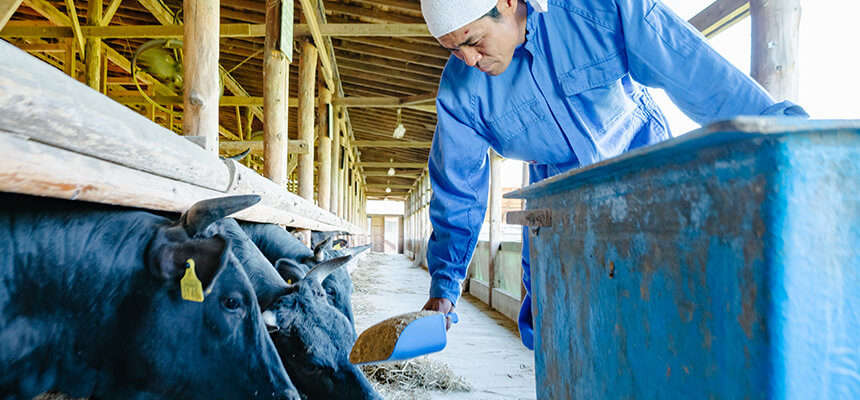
[
  {"left": 153, "top": 236, "right": 226, "bottom": 290},
  {"left": 274, "top": 258, "right": 308, "bottom": 285}
]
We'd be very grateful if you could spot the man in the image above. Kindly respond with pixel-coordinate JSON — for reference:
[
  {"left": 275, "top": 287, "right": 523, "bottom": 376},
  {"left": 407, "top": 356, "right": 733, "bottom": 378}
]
[{"left": 419, "top": 0, "right": 807, "bottom": 349}]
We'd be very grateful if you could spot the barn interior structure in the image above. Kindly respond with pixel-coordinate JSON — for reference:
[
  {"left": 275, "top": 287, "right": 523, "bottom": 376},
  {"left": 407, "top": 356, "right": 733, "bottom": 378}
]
[{"left": 3, "top": 0, "right": 858, "bottom": 398}]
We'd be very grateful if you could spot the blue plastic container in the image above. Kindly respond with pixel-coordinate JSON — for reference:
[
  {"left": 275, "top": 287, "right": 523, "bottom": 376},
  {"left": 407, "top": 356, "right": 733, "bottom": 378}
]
[{"left": 506, "top": 118, "right": 860, "bottom": 399}]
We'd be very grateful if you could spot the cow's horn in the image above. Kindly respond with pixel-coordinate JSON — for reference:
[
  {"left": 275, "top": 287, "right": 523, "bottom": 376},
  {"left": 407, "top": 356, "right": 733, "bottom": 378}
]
[
  {"left": 313, "top": 236, "right": 333, "bottom": 262},
  {"left": 306, "top": 255, "right": 353, "bottom": 284},
  {"left": 181, "top": 195, "right": 262, "bottom": 236}
]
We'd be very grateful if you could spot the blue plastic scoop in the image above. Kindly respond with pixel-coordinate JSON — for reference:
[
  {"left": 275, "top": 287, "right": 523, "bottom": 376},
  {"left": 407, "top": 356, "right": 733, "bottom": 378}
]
[{"left": 350, "top": 311, "right": 458, "bottom": 365}]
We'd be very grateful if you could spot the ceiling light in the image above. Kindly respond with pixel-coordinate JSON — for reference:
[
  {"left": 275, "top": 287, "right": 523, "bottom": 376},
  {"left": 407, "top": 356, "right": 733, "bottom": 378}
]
[
  {"left": 387, "top": 158, "right": 395, "bottom": 176},
  {"left": 393, "top": 108, "right": 406, "bottom": 139}
]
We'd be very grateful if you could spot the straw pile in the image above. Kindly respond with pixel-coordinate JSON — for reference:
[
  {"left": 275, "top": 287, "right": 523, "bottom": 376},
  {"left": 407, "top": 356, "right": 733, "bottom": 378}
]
[{"left": 360, "top": 357, "right": 472, "bottom": 399}]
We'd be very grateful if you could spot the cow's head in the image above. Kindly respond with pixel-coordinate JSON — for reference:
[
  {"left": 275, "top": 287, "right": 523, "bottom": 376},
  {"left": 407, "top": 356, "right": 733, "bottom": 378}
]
[
  {"left": 121, "top": 195, "right": 299, "bottom": 400},
  {"left": 266, "top": 256, "right": 381, "bottom": 400}
]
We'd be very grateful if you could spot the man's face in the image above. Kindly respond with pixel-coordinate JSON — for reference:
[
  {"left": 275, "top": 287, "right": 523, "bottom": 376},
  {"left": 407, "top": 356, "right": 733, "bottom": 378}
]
[{"left": 436, "top": 1, "right": 523, "bottom": 76}]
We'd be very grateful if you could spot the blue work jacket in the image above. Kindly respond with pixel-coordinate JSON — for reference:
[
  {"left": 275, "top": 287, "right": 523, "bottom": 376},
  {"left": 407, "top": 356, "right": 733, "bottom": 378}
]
[{"left": 426, "top": 0, "right": 807, "bottom": 306}]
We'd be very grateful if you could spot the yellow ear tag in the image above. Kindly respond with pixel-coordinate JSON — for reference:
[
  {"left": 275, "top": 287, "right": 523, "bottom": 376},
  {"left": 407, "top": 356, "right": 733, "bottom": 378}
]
[
  {"left": 287, "top": 279, "right": 292, "bottom": 285},
  {"left": 180, "top": 258, "right": 205, "bottom": 302}
]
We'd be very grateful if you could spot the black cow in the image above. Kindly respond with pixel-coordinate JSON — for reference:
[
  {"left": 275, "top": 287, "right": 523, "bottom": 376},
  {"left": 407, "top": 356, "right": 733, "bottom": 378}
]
[
  {"left": 0, "top": 194, "right": 298, "bottom": 400},
  {"left": 240, "top": 223, "right": 365, "bottom": 333},
  {"left": 264, "top": 256, "right": 381, "bottom": 400}
]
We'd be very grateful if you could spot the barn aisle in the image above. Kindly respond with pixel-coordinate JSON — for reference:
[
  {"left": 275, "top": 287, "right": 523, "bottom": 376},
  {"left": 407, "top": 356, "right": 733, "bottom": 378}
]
[{"left": 352, "top": 252, "right": 536, "bottom": 400}]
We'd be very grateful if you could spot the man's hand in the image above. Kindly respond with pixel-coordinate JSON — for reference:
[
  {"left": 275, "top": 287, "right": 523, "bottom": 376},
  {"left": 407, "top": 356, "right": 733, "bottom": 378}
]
[{"left": 423, "top": 297, "right": 455, "bottom": 330}]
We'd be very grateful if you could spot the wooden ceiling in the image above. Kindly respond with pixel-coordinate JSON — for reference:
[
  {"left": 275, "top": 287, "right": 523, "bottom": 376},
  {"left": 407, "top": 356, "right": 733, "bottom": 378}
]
[{"left": 2, "top": 0, "right": 446, "bottom": 200}]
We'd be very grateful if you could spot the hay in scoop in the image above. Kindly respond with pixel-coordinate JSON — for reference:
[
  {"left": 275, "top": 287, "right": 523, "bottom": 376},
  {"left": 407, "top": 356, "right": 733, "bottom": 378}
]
[
  {"left": 360, "top": 356, "right": 472, "bottom": 399},
  {"left": 350, "top": 310, "right": 440, "bottom": 364}
]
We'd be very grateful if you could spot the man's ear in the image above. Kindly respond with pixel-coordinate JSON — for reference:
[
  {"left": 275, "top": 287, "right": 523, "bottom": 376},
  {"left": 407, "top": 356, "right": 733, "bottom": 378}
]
[{"left": 151, "top": 236, "right": 226, "bottom": 291}]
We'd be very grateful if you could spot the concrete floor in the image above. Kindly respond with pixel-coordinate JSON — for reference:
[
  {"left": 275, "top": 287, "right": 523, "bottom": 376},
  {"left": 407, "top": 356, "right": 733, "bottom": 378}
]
[{"left": 352, "top": 252, "right": 536, "bottom": 400}]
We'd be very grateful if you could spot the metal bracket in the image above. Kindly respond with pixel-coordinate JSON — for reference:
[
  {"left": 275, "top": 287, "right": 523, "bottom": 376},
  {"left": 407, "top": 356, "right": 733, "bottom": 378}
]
[{"left": 506, "top": 209, "right": 553, "bottom": 227}]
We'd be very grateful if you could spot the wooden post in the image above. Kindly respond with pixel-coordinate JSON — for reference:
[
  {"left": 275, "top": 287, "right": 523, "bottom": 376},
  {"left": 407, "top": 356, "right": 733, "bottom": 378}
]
[
  {"left": 330, "top": 108, "right": 342, "bottom": 214},
  {"left": 297, "top": 40, "right": 317, "bottom": 202},
  {"left": 182, "top": 0, "right": 220, "bottom": 153},
  {"left": 317, "top": 85, "right": 332, "bottom": 211},
  {"left": 488, "top": 150, "right": 502, "bottom": 308},
  {"left": 263, "top": 0, "right": 290, "bottom": 185},
  {"left": 84, "top": 0, "right": 102, "bottom": 91},
  {"left": 64, "top": 38, "right": 76, "bottom": 78},
  {"left": 750, "top": 0, "right": 801, "bottom": 101}
]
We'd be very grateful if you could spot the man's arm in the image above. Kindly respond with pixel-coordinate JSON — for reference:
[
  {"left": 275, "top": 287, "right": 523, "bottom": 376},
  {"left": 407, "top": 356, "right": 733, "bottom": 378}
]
[
  {"left": 616, "top": 0, "right": 807, "bottom": 122},
  {"left": 423, "top": 92, "right": 491, "bottom": 311}
]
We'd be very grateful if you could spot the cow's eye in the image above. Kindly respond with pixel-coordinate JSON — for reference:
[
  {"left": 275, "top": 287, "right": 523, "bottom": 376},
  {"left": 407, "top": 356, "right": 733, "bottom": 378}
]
[{"left": 221, "top": 296, "right": 242, "bottom": 311}]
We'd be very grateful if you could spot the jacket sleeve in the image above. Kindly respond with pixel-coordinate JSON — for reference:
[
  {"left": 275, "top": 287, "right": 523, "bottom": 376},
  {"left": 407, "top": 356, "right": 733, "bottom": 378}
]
[
  {"left": 616, "top": 0, "right": 808, "bottom": 123},
  {"left": 425, "top": 94, "right": 491, "bottom": 306}
]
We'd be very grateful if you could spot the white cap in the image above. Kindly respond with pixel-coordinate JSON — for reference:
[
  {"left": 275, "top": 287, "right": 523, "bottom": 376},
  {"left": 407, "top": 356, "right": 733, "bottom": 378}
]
[{"left": 420, "top": 0, "right": 498, "bottom": 38}]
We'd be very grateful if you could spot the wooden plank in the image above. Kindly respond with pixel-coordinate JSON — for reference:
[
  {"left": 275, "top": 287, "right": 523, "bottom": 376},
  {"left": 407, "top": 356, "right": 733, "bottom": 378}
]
[
  {"left": 352, "top": 140, "right": 432, "bottom": 148},
  {"left": 689, "top": 0, "right": 750, "bottom": 38},
  {"left": 182, "top": 0, "right": 220, "bottom": 153},
  {"left": 750, "top": 0, "right": 799, "bottom": 101},
  {"left": 0, "top": 40, "right": 231, "bottom": 190},
  {"left": 0, "top": 133, "right": 362, "bottom": 232},
  {"left": 263, "top": 0, "right": 290, "bottom": 185},
  {"left": 220, "top": 139, "right": 308, "bottom": 156},
  {"left": 0, "top": 0, "right": 23, "bottom": 30}
]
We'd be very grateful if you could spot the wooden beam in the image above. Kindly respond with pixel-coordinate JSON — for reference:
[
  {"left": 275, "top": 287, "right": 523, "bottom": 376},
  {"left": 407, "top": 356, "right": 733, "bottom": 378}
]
[
  {"left": 314, "top": 23, "right": 429, "bottom": 37},
  {"left": 0, "top": 22, "right": 435, "bottom": 39},
  {"left": 689, "top": 0, "right": 750, "bottom": 39},
  {"left": 63, "top": 0, "right": 85, "bottom": 57},
  {"left": 297, "top": 39, "right": 317, "bottom": 202},
  {"left": 0, "top": 22, "right": 434, "bottom": 39},
  {"left": 0, "top": 0, "right": 23, "bottom": 30},
  {"left": 22, "top": 0, "right": 68, "bottom": 26},
  {"left": 263, "top": 0, "right": 290, "bottom": 186},
  {"left": 220, "top": 140, "right": 308, "bottom": 155},
  {"left": 358, "top": 162, "right": 426, "bottom": 168},
  {"left": 100, "top": 0, "right": 123, "bottom": 26},
  {"left": 352, "top": 140, "right": 432, "bottom": 148},
  {"left": 297, "top": 0, "right": 334, "bottom": 90},
  {"left": 750, "top": 0, "right": 799, "bottom": 101}
]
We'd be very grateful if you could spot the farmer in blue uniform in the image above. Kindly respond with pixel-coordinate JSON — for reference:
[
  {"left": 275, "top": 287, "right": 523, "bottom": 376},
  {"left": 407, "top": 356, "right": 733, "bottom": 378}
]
[{"left": 419, "top": 0, "right": 807, "bottom": 349}]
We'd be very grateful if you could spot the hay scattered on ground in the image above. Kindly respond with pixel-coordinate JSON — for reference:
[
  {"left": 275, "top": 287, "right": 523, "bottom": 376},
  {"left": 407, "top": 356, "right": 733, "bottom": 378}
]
[{"left": 361, "top": 357, "right": 472, "bottom": 399}]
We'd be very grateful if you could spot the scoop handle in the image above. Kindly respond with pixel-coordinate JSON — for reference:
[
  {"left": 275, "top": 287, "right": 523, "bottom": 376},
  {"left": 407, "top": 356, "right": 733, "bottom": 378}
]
[{"left": 447, "top": 312, "right": 459, "bottom": 324}]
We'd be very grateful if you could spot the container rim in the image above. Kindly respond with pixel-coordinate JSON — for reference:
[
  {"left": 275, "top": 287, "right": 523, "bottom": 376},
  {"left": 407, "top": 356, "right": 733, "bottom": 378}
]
[{"left": 505, "top": 117, "right": 860, "bottom": 199}]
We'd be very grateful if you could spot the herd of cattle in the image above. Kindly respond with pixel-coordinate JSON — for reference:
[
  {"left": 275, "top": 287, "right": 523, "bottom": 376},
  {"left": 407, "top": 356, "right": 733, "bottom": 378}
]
[{"left": 0, "top": 193, "right": 383, "bottom": 399}]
